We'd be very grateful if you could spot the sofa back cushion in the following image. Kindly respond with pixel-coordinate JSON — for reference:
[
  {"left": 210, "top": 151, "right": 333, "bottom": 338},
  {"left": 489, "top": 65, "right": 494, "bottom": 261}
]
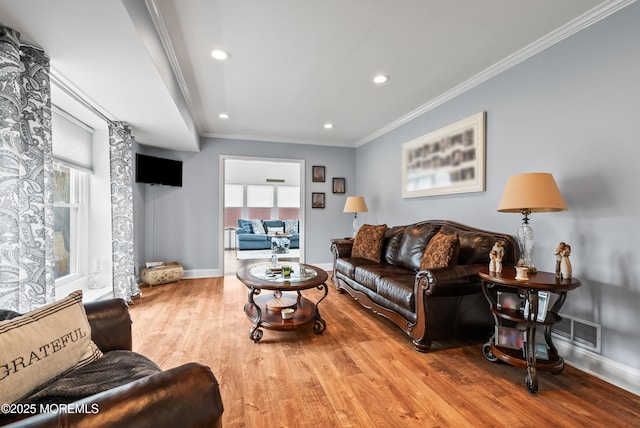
[
  {"left": 0, "top": 290, "right": 103, "bottom": 405},
  {"left": 384, "top": 226, "right": 407, "bottom": 265},
  {"left": 352, "top": 224, "right": 388, "bottom": 262},
  {"left": 263, "top": 219, "right": 284, "bottom": 230},
  {"left": 440, "top": 224, "right": 508, "bottom": 265},
  {"left": 395, "top": 223, "right": 441, "bottom": 271}
]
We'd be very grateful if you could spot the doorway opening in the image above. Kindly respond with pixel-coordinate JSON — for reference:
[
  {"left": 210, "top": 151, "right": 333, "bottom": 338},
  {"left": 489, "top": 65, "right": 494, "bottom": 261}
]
[{"left": 220, "top": 156, "right": 305, "bottom": 275}]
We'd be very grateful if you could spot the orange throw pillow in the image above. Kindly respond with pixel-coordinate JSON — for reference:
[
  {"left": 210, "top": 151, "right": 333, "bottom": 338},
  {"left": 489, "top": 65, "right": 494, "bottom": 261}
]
[
  {"left": 420, "top": 231, "right": 459, "bottom": 270},
  {"left": 352, "top": 224, "right": 388, "bottom": 262}
]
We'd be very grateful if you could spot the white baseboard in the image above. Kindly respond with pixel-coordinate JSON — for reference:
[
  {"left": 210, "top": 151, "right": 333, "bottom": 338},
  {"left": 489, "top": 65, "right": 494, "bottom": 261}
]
[
  {"left": 556, "top": 340, "right": 640, "bottom": 396},
  {"left": 310, "top": 262, "right": 333, "bottom": 271},
  {"left": 183, "top": 269, "right": 220, "bottom": 278}
]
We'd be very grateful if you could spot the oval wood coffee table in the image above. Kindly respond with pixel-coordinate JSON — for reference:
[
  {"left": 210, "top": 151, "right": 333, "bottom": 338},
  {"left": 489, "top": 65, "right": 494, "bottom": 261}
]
[{"left": 236, "top": 262, "right": 329, "bottom": 342}]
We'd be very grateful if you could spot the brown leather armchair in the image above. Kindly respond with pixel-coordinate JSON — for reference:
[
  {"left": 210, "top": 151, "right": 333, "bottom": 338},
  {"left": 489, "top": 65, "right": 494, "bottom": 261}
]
[{"left": 1, "top": 299, "right": 223, "bottom": 428}]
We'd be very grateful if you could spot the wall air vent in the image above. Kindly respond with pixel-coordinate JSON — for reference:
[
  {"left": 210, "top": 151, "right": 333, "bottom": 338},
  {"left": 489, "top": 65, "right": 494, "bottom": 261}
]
[
  {"left": 266, "top": 179, "right": 285, "bottom": 183},
  {"left": 552, "top": 314, "right": 601, "bottom": 353}
]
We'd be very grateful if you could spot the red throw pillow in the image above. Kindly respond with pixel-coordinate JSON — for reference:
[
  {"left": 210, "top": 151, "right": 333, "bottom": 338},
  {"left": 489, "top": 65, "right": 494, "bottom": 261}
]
[
  {"left": 420, "top": 231, "right": 459, "bottom": 270},
  {"left": 352, "top": 224, "right": 388, "bottom": 262}
]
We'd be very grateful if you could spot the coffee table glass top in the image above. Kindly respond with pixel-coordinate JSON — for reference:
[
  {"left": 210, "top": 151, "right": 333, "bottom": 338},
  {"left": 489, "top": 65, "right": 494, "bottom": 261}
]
[{"left": 249, "top": 263, "right": 318, "bottom": 283}]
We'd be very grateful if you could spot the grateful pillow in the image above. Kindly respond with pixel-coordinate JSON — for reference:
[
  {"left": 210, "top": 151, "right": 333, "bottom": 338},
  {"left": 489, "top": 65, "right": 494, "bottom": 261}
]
[
  {"left": 352, "top": 224, "right": 388, "bottom": 262},
  {"left": 251, "top": 219, "right": 266, "bottom": 234},
  {"left": 0, "top": 290, "right": 103, "bottom": 406},
  {"left": 420, "top": 231, "right": 460, "bottom": 270}
]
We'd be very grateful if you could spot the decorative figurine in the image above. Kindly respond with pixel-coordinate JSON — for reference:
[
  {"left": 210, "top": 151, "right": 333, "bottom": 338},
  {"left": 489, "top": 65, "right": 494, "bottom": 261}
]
[
  {"left": 489, "top": 250, "right": 498, "bottom": 273},
  {"left": 560, "top": 244, "right": 572, "bottom": 279},
  {"left": 554, "top": 242, "right": 567, "bottom": 278},
  {"left": 489, "top": 241, "right": 505, "bottom": 273}
]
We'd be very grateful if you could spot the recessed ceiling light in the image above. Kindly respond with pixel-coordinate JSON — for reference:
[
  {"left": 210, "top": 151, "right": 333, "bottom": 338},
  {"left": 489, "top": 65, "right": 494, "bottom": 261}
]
[
  {"left": 373, "top": 74, "right": 390, "bottom": 84},
  {"left": 218, "top": 113, "right": 229, "bottom": 119},
  {"left": 211, "top": 49, "right": 230, "bottom": 60},
  {"left": 324, "top": 123, "right": 334, "bottom": 129}
]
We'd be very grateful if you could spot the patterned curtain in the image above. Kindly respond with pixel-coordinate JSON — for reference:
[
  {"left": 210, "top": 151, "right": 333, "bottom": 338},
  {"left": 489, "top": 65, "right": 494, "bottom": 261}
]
[
  {"left": 0, "top": 26, "right": 55, "bottom": 312},
  {"left": 109, "top": 121, "right": 140, "bottom": 303}
]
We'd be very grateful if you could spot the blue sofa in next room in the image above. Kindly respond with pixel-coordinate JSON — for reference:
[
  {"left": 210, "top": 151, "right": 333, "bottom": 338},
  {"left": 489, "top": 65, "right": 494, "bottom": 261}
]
[{"left": 236, "top": 219, "right": 300, "bottom": 250}]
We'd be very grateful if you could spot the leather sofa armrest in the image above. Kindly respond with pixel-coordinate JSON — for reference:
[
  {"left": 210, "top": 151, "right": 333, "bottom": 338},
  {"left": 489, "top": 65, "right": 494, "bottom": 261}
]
[
  {"left": 4, "top": 363, "right": 224, "bottom": 428},
  {"left": 84, "top": 298, "right": 132, "bottom": 352},
  {"left": 415, "top": 264, "right": 484, "bottom": 297},
  {"left": 331, "top": 239, "right": 354, "bottom": 259}
]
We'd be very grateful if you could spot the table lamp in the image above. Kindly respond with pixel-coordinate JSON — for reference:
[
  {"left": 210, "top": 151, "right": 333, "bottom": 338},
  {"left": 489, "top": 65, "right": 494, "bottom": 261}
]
[
  {"left": 497, "top": 172, "right": 567, "bottom": 273},
  {"left": 343, "top": 196, "right": 368, "bottom": 237}
]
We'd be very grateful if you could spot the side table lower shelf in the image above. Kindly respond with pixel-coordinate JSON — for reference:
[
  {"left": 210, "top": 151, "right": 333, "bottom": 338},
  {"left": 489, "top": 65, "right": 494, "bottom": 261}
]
[{"left": 483, "top": 343, "right": 565, "bottom": 373}]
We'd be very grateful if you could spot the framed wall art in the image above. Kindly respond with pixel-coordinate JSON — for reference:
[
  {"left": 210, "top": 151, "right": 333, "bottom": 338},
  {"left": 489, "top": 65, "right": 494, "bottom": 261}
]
[
  {"left": 401, "top": 112, "right": 486, "bottom": 198},
  {"left": 332, "top": 177, "right": 345, "bottom": 193},
  {"left": 312, "top": 192, "right": 325, "bottom": 208},
  {"left": 312, "top": 165, "right": 325, "bottom": 182}
]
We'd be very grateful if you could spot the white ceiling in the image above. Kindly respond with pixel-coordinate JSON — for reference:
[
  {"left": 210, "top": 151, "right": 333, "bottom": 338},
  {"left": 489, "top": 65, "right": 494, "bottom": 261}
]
[{"left": 0, "top": 0, "right": 632, "bottom": 152}]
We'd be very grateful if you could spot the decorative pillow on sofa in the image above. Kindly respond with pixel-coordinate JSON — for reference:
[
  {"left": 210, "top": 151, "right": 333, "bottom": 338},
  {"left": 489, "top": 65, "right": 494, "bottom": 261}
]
[
  {"left": 267, "top": 226, "right": 284, "bottom": 235},
  {"left": 420, "top": 231, "right": 460, "bottom": 270},
  {"left": 352, "top": 224, "right": 388, "bottom": 262},
  {"left": 284, "top": 219, "right": 299, "bottom": 234},
  {"left": 0, "top": 290, "right": 103, "bottom": 406},
  {"left": 238, "top": 219, "right": 253, "bottom": 234},
  {"left": 251, "top": 219, "right": 266, "bottom": 234}
]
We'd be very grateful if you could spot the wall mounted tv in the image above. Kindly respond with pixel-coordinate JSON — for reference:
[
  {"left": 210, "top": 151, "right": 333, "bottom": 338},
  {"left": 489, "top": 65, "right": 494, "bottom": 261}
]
[{"left": 135, "top": 153, "right": 183, "bottom": 187}]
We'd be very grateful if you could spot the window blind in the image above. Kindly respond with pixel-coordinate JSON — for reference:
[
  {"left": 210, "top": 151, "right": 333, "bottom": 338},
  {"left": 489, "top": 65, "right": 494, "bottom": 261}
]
[
  {"left": 247, "top": 185, "right": 274, "bottom": 207},
  {"left": 225, "top": 184, "right": 244, "bottom": 207},
  {"left": 52, "top": 106, "right": 94, "bottom": 173}
]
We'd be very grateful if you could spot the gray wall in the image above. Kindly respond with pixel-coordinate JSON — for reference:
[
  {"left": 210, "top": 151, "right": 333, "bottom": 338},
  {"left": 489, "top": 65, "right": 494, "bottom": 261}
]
[
  {"left": 356, "top": 4, "right": 640, "bottom": 371},
  {"left": 137, "top": 138, "right": 356, "bottom": 272}
]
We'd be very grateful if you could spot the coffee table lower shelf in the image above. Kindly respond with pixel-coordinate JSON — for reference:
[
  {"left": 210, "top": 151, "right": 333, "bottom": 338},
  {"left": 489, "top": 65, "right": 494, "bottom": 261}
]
[{"left": 244, "top": 293, "right": 326, "bottom": 341}]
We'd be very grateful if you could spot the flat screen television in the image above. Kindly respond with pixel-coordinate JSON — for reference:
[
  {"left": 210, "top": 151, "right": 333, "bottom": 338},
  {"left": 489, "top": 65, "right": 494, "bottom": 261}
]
[{"left": 135, "top": 153, "right": 183, "bottom": 187}]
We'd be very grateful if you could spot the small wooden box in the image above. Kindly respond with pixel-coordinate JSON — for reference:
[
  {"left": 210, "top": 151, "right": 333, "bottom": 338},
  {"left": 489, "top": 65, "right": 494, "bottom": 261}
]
[{"left": 141, "top": 262, "right": 184, "bottom": 286}]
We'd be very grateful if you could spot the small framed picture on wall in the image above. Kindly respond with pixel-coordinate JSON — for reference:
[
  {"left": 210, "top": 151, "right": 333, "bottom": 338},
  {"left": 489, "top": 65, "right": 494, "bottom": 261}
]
[
  {"left": 312, "top": 165, "right": 325, "bottom": 182},
  {"left": 312, "top": 192, "right": 325, "bottom": 208},
  {"left": 332, "top": 178, "right": 345, "bottom": 193}
]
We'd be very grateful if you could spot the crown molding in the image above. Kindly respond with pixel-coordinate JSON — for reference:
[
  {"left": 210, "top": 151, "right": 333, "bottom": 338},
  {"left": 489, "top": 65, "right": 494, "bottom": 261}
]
[
  {"left": 201, "top": 132, "right": 355, "bottom": 148},
  {"left": 355, "top": 0, "right": 637, "bottom": 147}
]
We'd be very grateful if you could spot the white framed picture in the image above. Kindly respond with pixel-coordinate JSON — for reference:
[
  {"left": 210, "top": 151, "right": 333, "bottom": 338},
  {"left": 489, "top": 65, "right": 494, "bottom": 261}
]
[{"left": 401, "top": 112, "right": 486, "bottom": 198}]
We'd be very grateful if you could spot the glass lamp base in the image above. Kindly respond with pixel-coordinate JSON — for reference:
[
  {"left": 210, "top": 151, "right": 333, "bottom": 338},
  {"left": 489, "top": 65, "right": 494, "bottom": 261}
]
[
  {"left": 352, "top": 216, "right": 359, "bottom": 237},
  {"left": 516, "top": 221, "right": 537, "bottom": 273}
]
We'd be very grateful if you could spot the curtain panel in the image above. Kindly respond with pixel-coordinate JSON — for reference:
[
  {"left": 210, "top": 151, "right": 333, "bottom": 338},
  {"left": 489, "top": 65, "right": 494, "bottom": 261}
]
[
  {"left": 0, "top": 26, "right": 55, "bottom": 312},
  {"left": 109, "top": 121, "right": 140, "bottom": 302}
]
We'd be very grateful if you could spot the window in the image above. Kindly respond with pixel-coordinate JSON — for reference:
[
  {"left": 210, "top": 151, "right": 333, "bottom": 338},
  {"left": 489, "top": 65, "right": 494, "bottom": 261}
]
[
  {"left": 247, "top": 185, "right": 274, "bottom": 219},
  {"left": 224, "top": 184, "right": 244, "bottom": 228},
  {"left": 53, "top": 163, "right": 87, "bottom": 282},
  {"left": 276, "top": 185, "right": 300, "bottom": 219}
]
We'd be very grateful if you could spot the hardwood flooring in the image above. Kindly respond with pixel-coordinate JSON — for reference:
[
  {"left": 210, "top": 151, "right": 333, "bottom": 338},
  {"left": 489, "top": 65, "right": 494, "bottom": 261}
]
[{"left": 129, "top": 275, "right": 640, "bottom": 427}]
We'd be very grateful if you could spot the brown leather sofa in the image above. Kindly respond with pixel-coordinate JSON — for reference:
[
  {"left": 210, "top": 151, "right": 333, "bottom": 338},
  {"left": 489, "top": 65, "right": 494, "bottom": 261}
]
[
  {"left": 0, "top": 298, "right": 223, "bottom": 428},
  {"left": 331, "top": 220, "right": 518, "bottom": 352}
]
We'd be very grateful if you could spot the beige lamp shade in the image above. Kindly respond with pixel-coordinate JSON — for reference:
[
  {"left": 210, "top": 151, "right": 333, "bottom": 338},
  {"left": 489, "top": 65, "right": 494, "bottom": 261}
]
[
  {"left": 497, "top": 173, "right": 567, "bottom": 213},
  {"left": 343, "top": 196, "right": 368, "bottom": 213}
]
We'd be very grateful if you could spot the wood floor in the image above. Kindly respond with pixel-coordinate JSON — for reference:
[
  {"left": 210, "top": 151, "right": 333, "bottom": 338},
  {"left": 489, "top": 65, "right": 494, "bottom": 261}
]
[{"left": 129, "top": 275, "right": 640, "bottom": 427}]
